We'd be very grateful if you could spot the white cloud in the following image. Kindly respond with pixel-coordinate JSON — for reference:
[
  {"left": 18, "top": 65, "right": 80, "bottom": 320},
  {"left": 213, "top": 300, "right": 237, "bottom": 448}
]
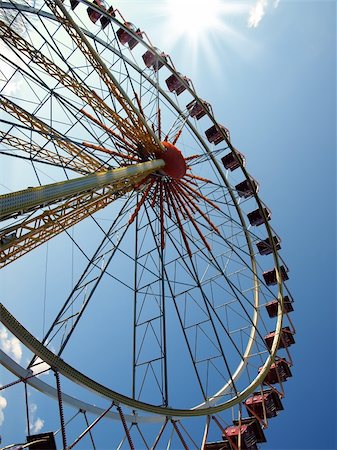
[
  {"left": 29, "top": 403, "right": 38, "bottom": 415},
  {"left": 30, "top": 417, "right": 44, "bottom": 434},
  {"left": 273, "top": 0, "right": 280, "bottom": 7},
  {"left": 29, "top": 403, "right": 44, "bottom": 434},
  {"left": 248, "top": 0, "right": 268, "bottom": 28},
  {"left": 0, "top": 327, "right": 22, "bottom": 363},
  {"left": 0, "top": 395, "right": 7, "bottom": 426}
]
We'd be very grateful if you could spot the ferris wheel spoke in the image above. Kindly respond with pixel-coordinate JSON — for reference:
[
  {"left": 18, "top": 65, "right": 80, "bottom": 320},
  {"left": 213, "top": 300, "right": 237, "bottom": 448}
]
[
  {"left": 172, "top": 182, "right": 220, "bottom": 235},
  {"left": 0, "top": 129, "right": 90, "bottom": 173},
  {"left": 141, "top": 202, "right": 255, "bottom": 404},
  {"left": 157, "top": 106, "right": 162, "bottom": 141},
  {"left": 173, "top": 182, "right": 258, "bottom": 267},
  {"left": 162, "top": 233, "right": 276, "bottom": 408},
  {"left": 46, "top": 93, "right": 139, "bottom": 165},
  {"left": 176, "top": 225, "right": 269, "bottom": 348},
  {"left": 170, "top": 184, "right": 211, "bottom": 252},
  {"left": 136, "top": 76, "right": 162, "bottom": 135},
  {"left": 0, "top": 182, "right": 137, "bottom": 268},
  {"left": 79, "top": 109, "right": 141, "bottom": 158},
  {"left": 164, "top": 110, "right": 189, "bottom": 145},
  {"left": 82, "top": 140, "right": 141, "bottom": 162},
  {"left": 132, "top": 212, "right": 169, "bottom": 405},
  {"left": 145, "top": 203, "right": 266, "bottom": 401},
  {"left": 0, "top": 94, "right": 104, "bottom": 171},
  {"left": 112, "top": 35, "right": 151, "bottom": 125},
  {"left": 0, "top": 17, "right": 146, "bottom": 150},
  {"left": 163, "top": 210, "right": 257, "bottom": 322},
  {"left": 30, "top": 193, "right": 138, "bottom": 360},
  {"left": 169, "top": 257, "right": 242, "bottom": 400},
  {"left": 43, "top": 0, "right": 161, "bottom": 154},
  {"left": 166, "top": 186, "right": 193, "bottom": 257},
  {"left": 141, "top": 206, "right": 208, "bottom": 402}
]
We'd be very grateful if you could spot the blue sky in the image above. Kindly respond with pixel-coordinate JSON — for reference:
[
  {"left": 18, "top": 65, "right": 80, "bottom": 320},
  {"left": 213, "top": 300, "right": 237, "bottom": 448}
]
[
  {"left": 148, "top": 1, "right": 336, "bottom": 446},
  {"left": 169, "top": 1, "right": 336, "bottom": 448},
  {"left": 0, "top": 0, "right": 336, "bottom": 449}
]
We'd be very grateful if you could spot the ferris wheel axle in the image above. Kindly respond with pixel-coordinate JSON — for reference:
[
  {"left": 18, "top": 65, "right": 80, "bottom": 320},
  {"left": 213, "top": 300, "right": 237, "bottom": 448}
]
[{"left": 0, "top": 159, "right": 165, "bottom": 221}]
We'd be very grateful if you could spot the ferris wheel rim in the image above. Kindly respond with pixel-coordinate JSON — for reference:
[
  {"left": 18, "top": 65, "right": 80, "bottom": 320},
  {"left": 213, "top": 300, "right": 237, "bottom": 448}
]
[
  {"left": 0, "top": 0, "right": 288, "bottom": 418},
  {"left": 0, "top": 302, "right": 280, "bottom": 418},
  {"left": 0, "top": 349, "right": 164, "bottom": 424}
]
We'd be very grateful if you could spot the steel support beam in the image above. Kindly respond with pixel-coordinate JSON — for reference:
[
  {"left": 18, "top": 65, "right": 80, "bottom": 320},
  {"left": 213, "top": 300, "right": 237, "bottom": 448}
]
[{"left": 0, "top": 159, "right": 164, "bottom": 220}]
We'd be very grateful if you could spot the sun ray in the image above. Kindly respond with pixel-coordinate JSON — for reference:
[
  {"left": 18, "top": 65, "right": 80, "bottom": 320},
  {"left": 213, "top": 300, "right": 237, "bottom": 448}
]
[{"left": 151, "top": 0, "right": 256, "bottom": 78}]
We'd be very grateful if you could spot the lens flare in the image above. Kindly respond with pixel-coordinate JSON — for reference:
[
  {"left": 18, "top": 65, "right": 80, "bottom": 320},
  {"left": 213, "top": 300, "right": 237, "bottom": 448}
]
[
  {"left": 156, "top": 0, "right": 252, "bottom": 77},
  {"left": 164, "top": 0, "right": 224, "bottom": 38}
]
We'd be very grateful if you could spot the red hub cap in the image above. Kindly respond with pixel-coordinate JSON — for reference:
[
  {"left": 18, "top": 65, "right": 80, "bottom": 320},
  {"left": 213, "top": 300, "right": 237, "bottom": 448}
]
[{"left": 158, "top": 141, "right": 186, "bottom": 179}]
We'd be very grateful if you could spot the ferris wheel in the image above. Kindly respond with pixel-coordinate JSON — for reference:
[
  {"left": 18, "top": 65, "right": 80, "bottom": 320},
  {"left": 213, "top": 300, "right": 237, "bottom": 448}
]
[{"left": 0, "top": 1, "right": 296, "bottom": 448}]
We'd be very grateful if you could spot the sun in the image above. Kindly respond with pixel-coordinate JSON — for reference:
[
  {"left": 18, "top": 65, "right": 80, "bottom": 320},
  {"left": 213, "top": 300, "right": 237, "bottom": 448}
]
[
  {"left": 155, "top": 0, "right": 252, "bottom": 76},
  {"left": 163, "top": 0, "right": 224, "bottom": 39}
]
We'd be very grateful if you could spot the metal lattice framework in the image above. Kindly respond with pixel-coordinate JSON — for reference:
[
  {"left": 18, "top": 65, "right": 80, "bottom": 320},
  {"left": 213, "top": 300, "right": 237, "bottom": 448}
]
[{"left": 0, "top": 1, "right": 295, "bottom": 449}]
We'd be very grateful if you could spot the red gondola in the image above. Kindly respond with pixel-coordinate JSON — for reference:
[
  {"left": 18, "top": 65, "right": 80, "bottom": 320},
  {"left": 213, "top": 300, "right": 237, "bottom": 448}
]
[
  {"left": 247, "top": 207, "right": 271, "bottom": 226},
  {"left": 165, "top": 73, "right": 190, "bottom": 95},
  {"left": 142, "top": 48, "right": 167, "bottom": 71},
  {"left": 235, "top": 177, "right": 259, "bottom": 199},
  {"left": 245, "top": 390, "right": 283, "bottom": 419},
  {"left": 266, "top": 296, "right": 294, "bottom": 318},
  {"left": 224, "top": 418, "right": 266, "bottom": 449},
  {"left": 100, "top": 6, "right": 116, "bottom": 29},
  {"left": 205, "top": 124, "right": 230, "bottom": 145},
  {"left": 264, "top": 326, "right": 295, "bottom": 350},
  {"left": 87, "top": 0, "right": 103, "bottom": 23},
  {"left": 263, "top": 265, "right": 289, "bottom": 286},
  {"left": 256, "top": 235, "right": 281, "bottom": 255},
  {"left": 186, "top": 99, "right": 211, "bottom": 120},
  {"left": 117, "top": 22, "right": 143, "bottom": 50},
  {"left": 260, "top": 358, "right": 292, "bottom": 384},
  {"left": 221, "top": 150, "right": 246, "bottom": 171}
]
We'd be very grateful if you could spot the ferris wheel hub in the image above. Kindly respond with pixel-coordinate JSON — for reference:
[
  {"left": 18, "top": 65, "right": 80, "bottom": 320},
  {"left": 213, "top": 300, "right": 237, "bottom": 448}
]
[{"left": 158, "top": 141, "right": 186, "bottom": 179}]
